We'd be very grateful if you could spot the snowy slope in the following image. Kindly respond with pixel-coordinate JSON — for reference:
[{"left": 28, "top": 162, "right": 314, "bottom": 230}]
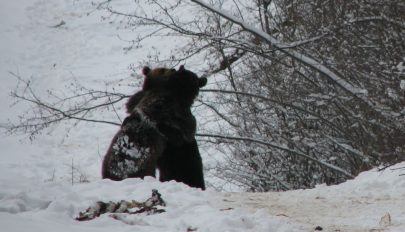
[
  {"left": 220, "top": 162, "right": 405, "bottom": 231},
  {"left": 1, "top": 1, "right": 405, "bottom": 232},
  {"left": 0, "top": 177, "right": 309, "bottom": 232},
  {"left": 0, "top": 0, "right": 141, "bottom": 183},
  {"left": 0, "top": 163, "right": 404, "bottom": 232}
]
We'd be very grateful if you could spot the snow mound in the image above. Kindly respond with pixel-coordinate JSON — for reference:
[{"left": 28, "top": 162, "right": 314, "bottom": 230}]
[
  {"left": 0, "top": 192, "right": 51, "bottom": 214},
  {"left": 1, "top": 164, "right": 404, "bottom": 232},
  {"left": 0, "top": 177, "right": 309, "bottom": 232},
  {"left": 219, "top": 162, "right": 405, "bottom": 232}
]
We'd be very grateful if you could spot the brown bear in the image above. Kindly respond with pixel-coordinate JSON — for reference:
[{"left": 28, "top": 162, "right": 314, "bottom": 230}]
[
  {"left": 125, "top": 67, "right": 197, "bottom": 145},
  {"left": 102, "top": 66, "right": 206, "bottom": 189}
]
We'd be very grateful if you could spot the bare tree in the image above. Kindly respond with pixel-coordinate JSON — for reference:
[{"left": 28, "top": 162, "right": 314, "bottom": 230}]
[
  {"left": 7, "top": 72, "right": 124, "bottom": 140},
  {"left": 7, "top": 0, "right": 405, "bottom": 191}
]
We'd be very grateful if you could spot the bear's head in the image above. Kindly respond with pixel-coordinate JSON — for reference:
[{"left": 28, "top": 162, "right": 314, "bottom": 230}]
[
  {"left": 169, "top": 65, "right": 207, "bottom": 98},
  {"left": 141, "top": 65, "right": 207, "bottom": 107},
  {"left": 142, "top": 66, "right": 176, "bottom": 91},
  {"left": 126, "top": 66, "right": 178, "bottom": 114}
]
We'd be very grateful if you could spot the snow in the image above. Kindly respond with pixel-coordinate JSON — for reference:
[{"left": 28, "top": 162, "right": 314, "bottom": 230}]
[
  {"left": 0, "top": 177, "right": 309, "bottom": 232},
  {"left": 220, "top": 162, "right": 405, "bottom": 231},
  {"left": 1, "top": 163, "right": 404, "bottom": 232},
  {"left": 113, "top": 135, "right": 142, "bottom": 158},
  {"left": 1, "top": 0, "right": 405, "bottom": 232}
]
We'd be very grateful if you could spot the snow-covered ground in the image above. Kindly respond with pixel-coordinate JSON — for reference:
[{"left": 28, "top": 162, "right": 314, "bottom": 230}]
[
  {"left": 1, "top": 1, "right": 404, "bottom": 231},
  {"left": 220, "top": 163, "right": 405, "bottom": 231},
  {"left": 1, "top": 162, "right": 405, "bottom": 232}
]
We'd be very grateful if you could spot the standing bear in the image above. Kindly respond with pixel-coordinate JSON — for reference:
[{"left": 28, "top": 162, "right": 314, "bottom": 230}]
[{"left": 102, "top": 65, "right": 206, "bottom": 189}]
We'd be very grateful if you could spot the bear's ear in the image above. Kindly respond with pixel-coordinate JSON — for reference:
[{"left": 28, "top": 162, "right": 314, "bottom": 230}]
[
  {"left": 199, "top": 77, "right": 207, "bottom": 87},
  {"left": 142, "top": 66, "right": 151, "bottom": 76},
  {"left": 178, "top": 65, "right": 185, "bottom": 72}
]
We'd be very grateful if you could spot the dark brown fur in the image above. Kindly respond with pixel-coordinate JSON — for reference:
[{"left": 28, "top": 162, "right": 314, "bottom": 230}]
[{"left": 102, "top": 66, "right": 206, "bottom": 190}]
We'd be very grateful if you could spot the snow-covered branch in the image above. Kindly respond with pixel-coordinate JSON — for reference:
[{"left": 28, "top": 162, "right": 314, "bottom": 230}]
[
  {"left": 201, "top": 88, "right": 346, "bottom": 135},
  {"left": 189, "top": 0, "right": 366, "bottom": 96},
  {"left": 197, "top": 133, "right": 354, "bottom": 178}
]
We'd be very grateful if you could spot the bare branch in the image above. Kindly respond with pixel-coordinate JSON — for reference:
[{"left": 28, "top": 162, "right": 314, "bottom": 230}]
[
  {"left": 196, "top": 133, "right": 354, "bottom": 178},
  {"left": 189, "top": 0, "right": 388, "bottom": 112}
]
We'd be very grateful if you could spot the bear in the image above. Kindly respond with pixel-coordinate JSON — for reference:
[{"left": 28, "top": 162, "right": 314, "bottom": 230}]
[
  {"left": 153, "top": 66, "right": 206, "bottom": 190},
  {"left": 125, "top": 65, "right": 206, "bottom": 190},
  {"left": 102, "top": 67, "right": 176, "bottom": 180},
  {"left": 125, "top": 67, "right": 176, "bottom": 114},
  {"left": 157, "top": 138, "right": 205, "bottom": 190},
  {"left": 125, "top": 67, "right": 197, "bottom": 145},
  {"left": 102, "top": 65, "right": 206, "bottom": 190}
]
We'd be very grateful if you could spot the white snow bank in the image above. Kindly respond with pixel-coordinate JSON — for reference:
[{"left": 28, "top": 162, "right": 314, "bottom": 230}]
[
  {"left": 1, "top": 163, "right": 404, "bottom": 232},
  {"left": 220, "top": 162, "right": 405, "bottom": 232},
  {"left": 0, "top": 177, "right": 309, "bottom": 232}
]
